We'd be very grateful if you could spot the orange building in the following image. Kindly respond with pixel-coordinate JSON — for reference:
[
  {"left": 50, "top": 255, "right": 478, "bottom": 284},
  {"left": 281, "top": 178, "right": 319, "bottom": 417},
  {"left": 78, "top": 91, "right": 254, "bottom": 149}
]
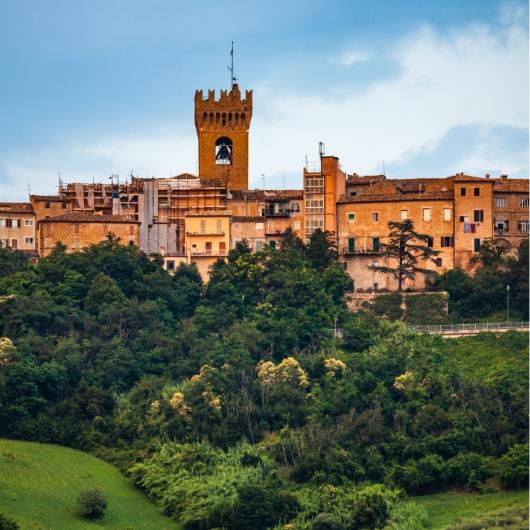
[{"left": 38, "top": 213, "right": 139, "bottom": 257}]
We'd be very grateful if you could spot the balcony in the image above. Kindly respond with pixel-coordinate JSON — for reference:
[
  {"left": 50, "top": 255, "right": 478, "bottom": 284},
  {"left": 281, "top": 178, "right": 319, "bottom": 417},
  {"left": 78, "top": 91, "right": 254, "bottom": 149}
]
[
  {"left": 262, "top": 209, "right": 290, "bottom": 218},
  {"left": 518, "top": 229, "right": 529, "bottom": 236},
  {"left": 186, "top": 231, "right": 225, "bottom": 236},
  {"left": 190, "top": 249, "right": 227, "bottom": 256},
  {"left": 344, "top": 248, "right": 383, "bottom": 256},
  {"left": 494, "top": 228, "right": 509, "bottom": 235}
]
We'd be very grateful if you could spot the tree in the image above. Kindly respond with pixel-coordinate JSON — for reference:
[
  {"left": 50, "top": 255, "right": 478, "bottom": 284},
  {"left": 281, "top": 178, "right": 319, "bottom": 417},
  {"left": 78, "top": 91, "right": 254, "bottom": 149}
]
[
  {"left": 474, "top": 238, "right": 510, "bottom": 269},
  {"left": 0, "top": 514, "right": 20, "bottom": 530},
  {"left": 77, "top": 488, "right": 107, "bottom": 519},
  {"left": 280, "top": 227, "right": 305, "bottom": 253},
  {"left": 306, "top": 229, "right": 338, "bottom": 270},
  {"left": 369, "top": 219, "right": 440, "bottom": 291},
  {"left": 84, "top": 273, "right": 126, "bottom": 314}
]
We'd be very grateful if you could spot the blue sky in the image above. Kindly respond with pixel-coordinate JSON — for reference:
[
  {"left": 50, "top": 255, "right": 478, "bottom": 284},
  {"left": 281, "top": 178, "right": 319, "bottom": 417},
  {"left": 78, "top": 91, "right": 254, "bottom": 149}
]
[{"left": 0, "top": 0, "right": 528, "bottom": 199}]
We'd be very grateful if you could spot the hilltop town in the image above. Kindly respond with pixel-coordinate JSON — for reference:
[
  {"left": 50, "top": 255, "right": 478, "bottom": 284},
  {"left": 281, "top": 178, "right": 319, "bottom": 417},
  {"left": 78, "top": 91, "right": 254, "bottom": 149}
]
[{"left": 1, "top": 82, "right": 528, "bottom": 288}]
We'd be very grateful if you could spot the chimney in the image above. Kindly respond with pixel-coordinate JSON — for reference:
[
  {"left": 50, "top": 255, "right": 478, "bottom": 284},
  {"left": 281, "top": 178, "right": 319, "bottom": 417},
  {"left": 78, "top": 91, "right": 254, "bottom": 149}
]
[
  {"left": 485, "top": 173, "right": 490, "bottom": 178},
  {"left": 501, "top": 174, "right": 508, "bottom": 180}
]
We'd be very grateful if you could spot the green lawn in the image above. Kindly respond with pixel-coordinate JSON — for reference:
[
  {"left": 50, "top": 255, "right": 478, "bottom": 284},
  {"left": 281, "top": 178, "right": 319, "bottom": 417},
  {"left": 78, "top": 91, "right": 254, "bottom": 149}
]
[
  {"left": 414, "top": 489, "right": 529, "bottom": 529},
  {"left": 0, "top": 439, "right": 177, "bottom": 530}
]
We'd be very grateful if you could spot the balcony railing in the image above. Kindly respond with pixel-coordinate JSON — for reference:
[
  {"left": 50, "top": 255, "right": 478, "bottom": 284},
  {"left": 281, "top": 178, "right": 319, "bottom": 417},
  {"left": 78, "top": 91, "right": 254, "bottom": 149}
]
[
  {"left": 344, "top": 248, "right": 383, "bottom": 256},
  {"left": 494, "top": 228, "right": 509, "bottom": 235},
  {"left": 262, "top": 209, "right": 291, "bottom": 218},
  {"left": 518, "top": 229, "right": 529, "bottom": 236},
  {"left": 186, "top": 231, "right": 225, "bottom": 236},
  {"left": 190, "top": 249, "right": 227, "bottom": 256}
]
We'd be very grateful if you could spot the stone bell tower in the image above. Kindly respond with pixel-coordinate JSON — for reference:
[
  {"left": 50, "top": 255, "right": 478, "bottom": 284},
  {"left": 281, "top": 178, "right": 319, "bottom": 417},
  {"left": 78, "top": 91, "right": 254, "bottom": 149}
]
[{"left": 194, "top": 83, "right": 252, "bottom": 190}]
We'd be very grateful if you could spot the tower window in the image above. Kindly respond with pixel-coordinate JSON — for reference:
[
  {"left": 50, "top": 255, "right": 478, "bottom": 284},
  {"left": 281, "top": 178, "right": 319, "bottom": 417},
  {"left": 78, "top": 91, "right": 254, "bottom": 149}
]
[{"left": 215, "top": 137, "right": 233, "bottom": 165}]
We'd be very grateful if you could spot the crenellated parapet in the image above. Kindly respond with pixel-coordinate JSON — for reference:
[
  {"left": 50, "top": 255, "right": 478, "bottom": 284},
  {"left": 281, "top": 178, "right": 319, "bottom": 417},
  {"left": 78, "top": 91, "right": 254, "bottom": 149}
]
[{"left": 194, "top": 84, "right": 253, "bottom": 132}]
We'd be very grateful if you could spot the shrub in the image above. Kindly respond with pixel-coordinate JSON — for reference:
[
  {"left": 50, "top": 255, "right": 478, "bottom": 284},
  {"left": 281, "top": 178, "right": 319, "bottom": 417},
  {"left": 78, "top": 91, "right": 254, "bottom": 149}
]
[
  {"left": 404, "top": 294, "right": 447, "bottom": 324},
  {"left": 349, "top": 484, "right": 396, "bottom": 530},
  {"left": 0, "top": 514, "right": 20, "bottom": 530},
  {"left": 374, "top": 294, "right": 403, "bottom": 320},
  {"left": 77, "top": 488, "right": 107, "bottom": 519},
  {"left": 497, "top": 444, "right": 529, "bottom": 489},
  {"left": 313, "top": 512, "right": 344, "bottom": 530}
]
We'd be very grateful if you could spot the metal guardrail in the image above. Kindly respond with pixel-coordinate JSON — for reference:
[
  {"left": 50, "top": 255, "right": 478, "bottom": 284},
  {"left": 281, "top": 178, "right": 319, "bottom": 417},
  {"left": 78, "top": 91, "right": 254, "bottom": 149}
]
[{"left": 410, "top": 322, "right": 529, "bottom": 334}]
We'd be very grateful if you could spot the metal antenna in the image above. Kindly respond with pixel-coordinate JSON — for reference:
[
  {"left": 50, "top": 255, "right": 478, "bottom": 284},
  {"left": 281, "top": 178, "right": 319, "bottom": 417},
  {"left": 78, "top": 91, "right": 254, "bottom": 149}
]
[{"left": 228, "top": 41, "right": 237, "bottom": 87}]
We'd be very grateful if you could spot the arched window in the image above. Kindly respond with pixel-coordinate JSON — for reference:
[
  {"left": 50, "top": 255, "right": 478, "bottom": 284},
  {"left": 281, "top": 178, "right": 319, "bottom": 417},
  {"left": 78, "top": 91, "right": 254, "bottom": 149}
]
[{"left": 215, "top": 137, "right": 232, "bottom": 165}]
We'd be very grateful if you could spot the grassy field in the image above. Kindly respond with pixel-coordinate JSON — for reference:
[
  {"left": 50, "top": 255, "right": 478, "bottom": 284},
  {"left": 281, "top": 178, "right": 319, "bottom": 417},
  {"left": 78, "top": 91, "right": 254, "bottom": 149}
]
[
  {"left": 414, "top": 489, "right": 529, "bottom": 529},
  {"left": 0, "top": 439, "right": 177, "bottom": 530}
]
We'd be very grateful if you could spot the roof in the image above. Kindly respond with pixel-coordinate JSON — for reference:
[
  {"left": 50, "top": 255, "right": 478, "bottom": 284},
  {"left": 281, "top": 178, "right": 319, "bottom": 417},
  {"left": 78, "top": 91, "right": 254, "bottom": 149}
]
[
  {"left": 0, "top": 202, "right": 35, "bottom": 215},
  {"left": 346, "top": 174, "right": 386, "bottom": 185},
  {"left": 450, "top": 173, "right": 494, "bottom": 183},
  {"left": 232, "top": 216, "right": 265, "bottom": 222},
  {"left": 229, "top": 189, "right": 303, "bottom": 201},
  {"left": 338, "top": 190, "right": 454, "bottom": 204},
  {"left": 30, "top": 195, "right": 65, "bottom": 202},
  {"left": 184, "top": 210, "right": 231, "bottom": 217},
  {"left": 493, "top": 178, "right": 529, "bottom": 193},
  {"left": 39, "top": 213, "right": 138, "bottom": 224}
]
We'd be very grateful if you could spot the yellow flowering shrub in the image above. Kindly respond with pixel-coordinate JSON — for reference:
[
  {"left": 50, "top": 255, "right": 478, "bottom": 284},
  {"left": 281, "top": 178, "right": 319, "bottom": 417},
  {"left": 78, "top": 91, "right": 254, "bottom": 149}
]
[
  {"left": 256, "top": 357, "right": 309, "bottom": 389},
  {"left": 0, "top": 337, "right": 15, "bottom": 365},
  {"left": 393, "top": 370, "right": 414, "bottom": 391},
  {"left": 202, "top": 390, "right": 222, "bottom": 410},
  {"left": 169, "top": 391, "right": 191, "bottom": 416},
  {"left": 324, "top": 357, "right": 347, "bottom": 377}
]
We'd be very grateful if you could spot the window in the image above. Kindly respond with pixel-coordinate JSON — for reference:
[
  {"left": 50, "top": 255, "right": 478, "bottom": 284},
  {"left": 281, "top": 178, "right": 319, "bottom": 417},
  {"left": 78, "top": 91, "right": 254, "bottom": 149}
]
[
  {"left": 427, "top": 236, "right": 434, "bottom": 248},
  {"left": 473, "top": 187, "right": 480, "bottom": 196},
  {"left": 0, "top": 239, "right": 7, "bottom": 248},
  {"left": 423, "top": 208, "right": 431, "bottom": 221},
  {"left": 306, "top": 199, "right": 324, "bottom": 213},
  {"left": 441, "top": 236, "right": 454, "bottom": 248},
  {"left": 44, "top": 238, "right": 51, "bottom": 248},
  {"left": 459, "top": 215, "right": 469, "bottom": 223},
  {"left": 25, "top": 219, "right": 33, "bottom": 226},
  {"left": 348, "top": 213, "right": 356, "bottom": 222},
  {"left": 0, "top": 219, "right": 4, "bottom": 227},
  {"left": 400, "top": 210, "right": 408, "bottom": 220},
  {"left": 518, "top": 220, "right": 529, "bottom": 233},
  {"left": 129, "top": 225, "right": 134, "bottom": 236},
  {"left": 45, "top": 202, "right": 51, "bottom": 208},
  {"left": 255, "top": 240, "right": 264, "bottom": 251},
  {"left": 166, "top": 260, "right": 175, "bottom": 271},
  {"left": 102, "top": 224, "right": 108, "bottom": 234},
  {"left": 11, "top": 219, "right": 19, "bottom": 228},
  {"left": 61, "top": 202, "right": 67, "bottom": 209},
  {"left": 205, "top": 242, "right": 212, "bottom": 254},
  {"left": 25, "top": 237, "right": 34, "bottom": 245},
  {"left": 373, "top": 237, "right": 380, "bottom": 251},
  {"left": 11, "top": 239, "right": 17, "bottom": 249},
  {"left": 294, "top": 220, "right": 301, "bottom": 230},
  {"left": 73, "top": 223, "right": 80, "bottom": 234},
  {"left": 521, "top": 198, "right": 529, "bottom": 207},
  {"left": 460, "top": 188, "right": 466, "bottom": 197},
  {"left": 269, "top": 240, "right": 277, "bottom": 250},
  {"left": 305, "top": 177, "right": 324, "bottom": 193},
  {"left": 350, "top": 191, "right": 357, "bottom": 197},
  {"left": 305, "top": 219, "right": 324, "bottom": 230},
  {"left": 219, "top": 241, "right": 226, "bottom": 255},
  {"left": 443, "top": 208, "right": 452, "bottom": 221},
  {"left": 473, "top": 210, "right": 484, "bottom": 222},
  {"left": 371, "top": 212, "right": 379, "bottom": 223},
  {"left": 435, "top": 258, "right": 442, "bottom": 267},
  {"left": 267, "top": 221, "right": 275, "bottom": 233},
  {"left": 473, "top": 238, "right": 481, "bottom": 252},
  {"left": 216, "top": 220, "right": 222, "bottom": 233},
  {"left": 347, "top": 237, "right": 355, "bottom": 253},
  {"left": 256, "top": 222, "right": 264, "bottom": 230},
  {"left": 496, "top": 198, "right": 506, "bottom": 207}
]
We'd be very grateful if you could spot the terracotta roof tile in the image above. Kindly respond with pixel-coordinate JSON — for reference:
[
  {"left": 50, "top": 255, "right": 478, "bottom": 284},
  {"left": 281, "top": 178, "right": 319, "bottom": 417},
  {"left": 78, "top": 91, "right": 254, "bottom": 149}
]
[
  {"left": 39, "top": 213, "right": 138, "bottom": 223},
  {"left": 493, "top": 178, "right": 529, "bottom": 192},
  {"left": 338, "top": 190, "right": 454, "bottom": 204},
  {"left": 30, "top": 195, "right": 65, "bottom": 202},
  {"left": 0, "top": 202, "right": 35, "bottom": 215}
]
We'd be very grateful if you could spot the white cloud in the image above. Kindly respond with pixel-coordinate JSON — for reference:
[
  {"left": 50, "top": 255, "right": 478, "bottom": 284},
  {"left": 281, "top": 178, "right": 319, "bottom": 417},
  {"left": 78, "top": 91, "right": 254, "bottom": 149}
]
[{"left": 334, "top": 49, "right": 371, "bottom": 66}]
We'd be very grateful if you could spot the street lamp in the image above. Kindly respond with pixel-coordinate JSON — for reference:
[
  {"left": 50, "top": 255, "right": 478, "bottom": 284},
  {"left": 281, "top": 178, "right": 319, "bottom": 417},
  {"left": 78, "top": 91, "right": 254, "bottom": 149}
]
[{"left": 506, "top": 285, "right": 510, "bottom": 324}]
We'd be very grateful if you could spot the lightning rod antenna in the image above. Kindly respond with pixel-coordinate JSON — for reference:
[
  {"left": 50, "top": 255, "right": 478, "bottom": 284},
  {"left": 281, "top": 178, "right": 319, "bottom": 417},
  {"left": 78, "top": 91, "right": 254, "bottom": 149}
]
[{"left": 228, "top": 41, "right": 237, "bottom": 87}]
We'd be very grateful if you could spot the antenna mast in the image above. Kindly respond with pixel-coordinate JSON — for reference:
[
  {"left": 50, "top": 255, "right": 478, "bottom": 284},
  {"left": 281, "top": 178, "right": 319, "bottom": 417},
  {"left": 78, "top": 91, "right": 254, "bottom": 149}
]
[{"left": 228, "top": 41, "right": 237, "bottom": 87}]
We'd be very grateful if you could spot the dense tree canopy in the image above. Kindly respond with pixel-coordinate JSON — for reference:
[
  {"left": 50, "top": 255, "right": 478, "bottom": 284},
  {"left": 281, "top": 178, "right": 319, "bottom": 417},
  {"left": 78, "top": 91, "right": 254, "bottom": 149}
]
[{"left": 0, "top": 233, "right": 527, "bottom": 530}]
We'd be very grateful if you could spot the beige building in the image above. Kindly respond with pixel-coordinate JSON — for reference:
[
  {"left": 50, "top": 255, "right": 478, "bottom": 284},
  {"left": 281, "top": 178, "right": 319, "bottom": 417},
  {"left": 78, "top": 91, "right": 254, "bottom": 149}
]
[
  {"left": 38, "top": 213, "right": 139, "bottom": 257},
  {"left": 0, "top": 202, "right": 37, "bottom": 255}
]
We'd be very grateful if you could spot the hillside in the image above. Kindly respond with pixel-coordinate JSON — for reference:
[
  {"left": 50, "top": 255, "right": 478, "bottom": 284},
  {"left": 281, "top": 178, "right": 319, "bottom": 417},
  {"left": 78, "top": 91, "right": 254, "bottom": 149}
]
[{"left": 0, "top": 439, "right": 176, "bottom": 530}]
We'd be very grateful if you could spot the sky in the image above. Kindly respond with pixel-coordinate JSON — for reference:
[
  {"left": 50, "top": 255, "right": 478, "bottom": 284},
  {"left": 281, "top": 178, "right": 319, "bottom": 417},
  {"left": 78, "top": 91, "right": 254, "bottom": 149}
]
[{"left": 0, "top": 0, "right": 528, "bottom": 200}]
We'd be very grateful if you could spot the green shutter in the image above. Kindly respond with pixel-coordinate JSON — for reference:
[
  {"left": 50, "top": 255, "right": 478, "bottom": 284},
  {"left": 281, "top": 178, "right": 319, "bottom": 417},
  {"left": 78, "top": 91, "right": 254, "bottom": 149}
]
[{"left": 348, "top": 238, "right": 355, "bottom": 253}]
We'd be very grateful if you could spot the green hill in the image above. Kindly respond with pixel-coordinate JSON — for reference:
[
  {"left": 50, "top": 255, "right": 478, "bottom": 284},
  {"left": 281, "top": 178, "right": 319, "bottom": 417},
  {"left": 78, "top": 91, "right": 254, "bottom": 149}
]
[{"left": 0, "top": 439, "right": 176, "bottom": 530}]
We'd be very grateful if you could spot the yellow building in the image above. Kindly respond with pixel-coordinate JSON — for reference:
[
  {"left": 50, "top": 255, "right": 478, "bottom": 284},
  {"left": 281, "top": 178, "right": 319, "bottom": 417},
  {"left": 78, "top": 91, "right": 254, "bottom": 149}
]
[{"left": 0, "top": 202, "right": 37, "bottom": 256}]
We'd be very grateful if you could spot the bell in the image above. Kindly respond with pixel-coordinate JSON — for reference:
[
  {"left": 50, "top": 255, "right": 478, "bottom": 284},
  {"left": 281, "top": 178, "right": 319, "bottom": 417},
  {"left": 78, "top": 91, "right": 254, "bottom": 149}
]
[{"left": 216, "top": 145, "right": 231, "bottom": 160}]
